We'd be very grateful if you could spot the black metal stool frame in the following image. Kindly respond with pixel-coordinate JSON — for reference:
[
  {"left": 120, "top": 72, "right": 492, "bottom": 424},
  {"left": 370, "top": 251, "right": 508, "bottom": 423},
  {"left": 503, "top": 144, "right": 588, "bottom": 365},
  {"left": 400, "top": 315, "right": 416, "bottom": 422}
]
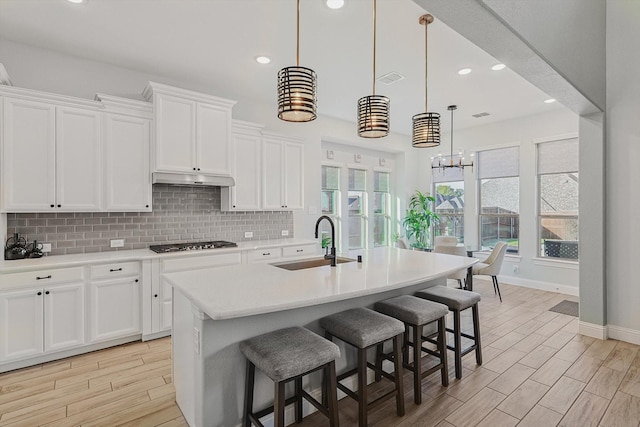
[{"left": 243, "top": 359, "right": 340, "bottom": 427}]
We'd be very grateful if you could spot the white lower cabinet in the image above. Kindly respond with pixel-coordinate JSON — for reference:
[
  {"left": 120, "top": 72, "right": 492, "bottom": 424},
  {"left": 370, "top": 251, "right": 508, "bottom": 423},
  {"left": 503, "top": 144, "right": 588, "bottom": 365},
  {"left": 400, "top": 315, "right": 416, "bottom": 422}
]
[
  {"left": 0, "top": 281, "right": 85, "bottom": 362},
  {"left": 89, "top": 263, "right": 141, "bottom": 342}
]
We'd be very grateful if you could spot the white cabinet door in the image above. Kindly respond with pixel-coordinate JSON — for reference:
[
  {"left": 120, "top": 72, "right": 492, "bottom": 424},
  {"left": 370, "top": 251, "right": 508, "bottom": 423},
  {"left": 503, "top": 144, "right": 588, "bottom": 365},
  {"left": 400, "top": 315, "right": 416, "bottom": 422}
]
[
  {"left": 44, "top": 283, "right": 85, "bottom": 353},
  {"left": 284, "top": 142, "right": 304, "bottom": 210},
  {"left": 90, "top": 277, "right": 141, "bottom": 342},
  {"left": 2, "top": 98, "right": 56, "bottom": 211},
  {"left": 0, "top": 288, "right": 44, "bottom": 361},
  {"left": 196, "top": 103, "right": 232, "bottom": 175},
  {"left": 155, "top": 94, "right": 196, "bottom": 173},
  {"left": 227, "top": 133, "right": 261, "bottom": 210},
  {"left": 262, "top": 138, "right": 285, "bottom": 210},
  {"left": 104, "top": 114, "right": 151, "bottom": 211},
  {"left": 56, "top": 106, "right": 102, "bottom": 211}
]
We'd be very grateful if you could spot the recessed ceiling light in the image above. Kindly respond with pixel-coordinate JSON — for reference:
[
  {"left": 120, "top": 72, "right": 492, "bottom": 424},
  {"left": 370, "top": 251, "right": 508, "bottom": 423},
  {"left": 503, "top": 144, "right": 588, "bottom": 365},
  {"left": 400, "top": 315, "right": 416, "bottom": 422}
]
[
  {"left": 67, "top": 0, "right": 86, "bottom": 4},
  {"left": 255, "top": 56, "right": 271, "bottom": 64},
  {"left": 491, "top": 63, "right": 506, "bottom": 71},
  {"left": 544, "top": 98, "right": 556, "bottom": 104},
  {"left": 457, "top": 68, "right": 472, "bottom": 75},
  {"left": 326, "top": 0, "right": 345, "bottom": 9}
]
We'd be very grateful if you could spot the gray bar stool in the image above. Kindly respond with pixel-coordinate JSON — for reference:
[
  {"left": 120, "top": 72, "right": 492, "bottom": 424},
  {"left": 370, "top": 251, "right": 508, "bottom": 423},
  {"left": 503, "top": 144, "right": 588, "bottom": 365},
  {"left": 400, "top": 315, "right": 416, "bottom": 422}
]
[
  {"left": 415, "top": 286, "right": 482, "bottom": 379},
  {"left": 374, "top": 295, "right": 449, "bottom": 404},
  {"left": 320, "top": 307, "right": 405, "bottom": 427},
  {"left": 240, "top": 326, "right": 341, "bottom": 427}
]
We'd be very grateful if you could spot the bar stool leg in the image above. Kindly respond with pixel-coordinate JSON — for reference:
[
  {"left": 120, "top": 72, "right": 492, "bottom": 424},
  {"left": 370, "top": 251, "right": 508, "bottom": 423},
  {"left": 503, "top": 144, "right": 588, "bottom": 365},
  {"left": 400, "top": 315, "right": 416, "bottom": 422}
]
[
  {"left": 392, "top": 335, "right": 405, "bottom": 416},
  {"left": 453, "top": 310, "right": 463, "bottom": 379},
  {"left": 412, "top": 325, "right": 422, "bottom": 404},
  {"left": 274, "top": 381, "right": 286, "bottom": 427},
  {"left": 295, "top": 376, "right": 303, "bottom": 423},
  {"left": 438, "top": 318, "right": 449, "bottom": 386},
  {"left": 326, "top": 361, "right": 340, "bottom": 427},
  {"left": 243, "top": 360, "right": 255, "bottom": 427},
  {"left": 403, "top": 327, "right": 410, "bottom": 367},
  {"left": 375, "top": 343, "right": 384, "bottom": 382},
  {"left": 472, "top": 304, "right": 483, "bottom": 365},
  {"left": 358, "top": 348, "right": 368, "bottom": 427}
]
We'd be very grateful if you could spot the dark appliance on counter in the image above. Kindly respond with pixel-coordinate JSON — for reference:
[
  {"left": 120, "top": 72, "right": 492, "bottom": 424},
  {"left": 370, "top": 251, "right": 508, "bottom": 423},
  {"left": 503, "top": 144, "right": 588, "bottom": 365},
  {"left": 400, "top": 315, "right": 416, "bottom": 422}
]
[
  {"left": 26, "top": 240, "right": 44, "bottom": 258},
  {"left": 149, "top": 240, "right": 238, "bottom": 253},
  {"left": 4, "top": 233, "right": 27, "bottom": 260}
]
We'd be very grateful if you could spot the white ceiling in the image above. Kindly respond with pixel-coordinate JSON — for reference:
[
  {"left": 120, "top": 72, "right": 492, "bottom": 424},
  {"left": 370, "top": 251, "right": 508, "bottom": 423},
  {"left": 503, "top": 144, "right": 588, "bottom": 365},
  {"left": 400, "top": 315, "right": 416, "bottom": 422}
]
[{"left": 0, "top": 0, "right": 564, "bottom": 135}]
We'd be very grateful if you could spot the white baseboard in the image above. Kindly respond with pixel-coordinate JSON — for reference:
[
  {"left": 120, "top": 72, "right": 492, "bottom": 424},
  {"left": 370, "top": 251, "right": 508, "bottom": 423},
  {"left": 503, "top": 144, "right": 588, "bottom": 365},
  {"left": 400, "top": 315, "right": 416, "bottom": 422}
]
[
  {"left": 497, "top": 275, "right": 579, "bottom": 296},
  {"left": 608, "top": 324, "right": 640, "bottom": 345},
  {"left": 579, "top": 321, "right": 608, "bottom": 340}
]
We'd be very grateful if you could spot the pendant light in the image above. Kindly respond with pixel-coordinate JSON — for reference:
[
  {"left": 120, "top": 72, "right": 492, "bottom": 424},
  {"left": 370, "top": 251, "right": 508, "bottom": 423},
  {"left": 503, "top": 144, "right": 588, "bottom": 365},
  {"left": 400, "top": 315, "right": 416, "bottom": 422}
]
[
  {"left": 431, "top": 105, "right": 474, "bottom": 171},
  {"left": 277, "top": 0, "right": 317, "bottom": 122},
  {"left": 357, "top": 0, "right": 390, "bottom": 138},
  {"left": 412, "top": 14, "right": 440, "bottom": 148}
]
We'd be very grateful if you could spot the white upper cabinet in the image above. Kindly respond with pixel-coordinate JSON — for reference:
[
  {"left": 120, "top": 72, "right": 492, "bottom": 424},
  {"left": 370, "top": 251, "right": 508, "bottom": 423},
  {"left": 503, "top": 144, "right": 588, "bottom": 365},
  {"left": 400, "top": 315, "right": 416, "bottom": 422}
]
[
  {"left": 222, "top": 121, "right": 264, "bottom": 211},
  {"left": 262, "top": 133, "right": 305, "bottom": 210},
  {"left": 55, "top": 106, "right": 102, "bottom": 211},
  {"left": 1, "top": 93, "right": 102, "bottom": 212},
  {"left": 2, "top": 97, "right": 56, "bottom": 211},
  {"left": 143, "top": 82, "right": 236, "bottom": 176},
  {"left": 196, "top": 103, "right": 232, "bottom": 175},
  {"left": 98, "top": 94, "right": 153, "bottom": 212}
]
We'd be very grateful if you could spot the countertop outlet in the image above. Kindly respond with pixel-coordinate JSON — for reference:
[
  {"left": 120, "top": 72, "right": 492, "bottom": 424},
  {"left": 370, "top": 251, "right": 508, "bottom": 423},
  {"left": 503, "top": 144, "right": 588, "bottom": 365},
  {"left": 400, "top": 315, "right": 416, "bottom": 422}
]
[
  {"left": 281, "top": 230, "right": 289, "bottom": 236},
  {"left": 244, "top": 231, "right": 253, "bottom": 239},
  {"left": 110, "top": 239, "right": 125, "bottom": 248}
]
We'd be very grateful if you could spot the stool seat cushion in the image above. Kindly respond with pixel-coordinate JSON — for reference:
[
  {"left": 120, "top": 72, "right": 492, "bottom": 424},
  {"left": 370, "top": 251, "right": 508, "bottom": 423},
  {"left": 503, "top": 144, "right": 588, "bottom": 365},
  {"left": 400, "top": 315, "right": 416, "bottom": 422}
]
[
  {"left": 240, "top": 327, "right": 340, "bottom": 382},
  {"left": 320, "top": 307, "right": 404, "bottom": 348},
  {"left": 416, "top": 286, "right": 481, "bottom": 311},
  {"left": 375, "top": 295, "right": 448, "bottom": 325}
]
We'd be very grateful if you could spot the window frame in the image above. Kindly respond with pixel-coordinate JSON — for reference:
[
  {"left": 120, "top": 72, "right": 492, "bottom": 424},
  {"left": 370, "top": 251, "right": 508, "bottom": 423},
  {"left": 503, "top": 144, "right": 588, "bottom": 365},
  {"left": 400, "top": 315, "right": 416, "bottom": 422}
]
[{"left": 477, "top": 146, "right": 521, "bottom": 254}]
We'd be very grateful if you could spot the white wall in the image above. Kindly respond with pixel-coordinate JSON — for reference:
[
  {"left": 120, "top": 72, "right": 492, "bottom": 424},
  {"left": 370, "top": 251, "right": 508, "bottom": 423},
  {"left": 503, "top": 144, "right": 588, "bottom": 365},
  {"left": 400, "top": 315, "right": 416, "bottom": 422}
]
[
  {"left": 605, "top": 0, "right": 640, "bottom": 342},
  {"left": 421, "top": 108, "right": 580, "bottom": 294}
]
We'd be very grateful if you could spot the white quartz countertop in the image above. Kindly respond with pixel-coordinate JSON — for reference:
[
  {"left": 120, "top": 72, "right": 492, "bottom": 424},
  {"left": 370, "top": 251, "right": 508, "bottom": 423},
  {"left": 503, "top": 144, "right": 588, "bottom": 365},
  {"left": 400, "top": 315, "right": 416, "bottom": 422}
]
[
  {"left": 0, "top": 238, "right": 318, "bottom": 274},
  {"left": 164, "top": 247, "right": 478, "bottom": 320}
]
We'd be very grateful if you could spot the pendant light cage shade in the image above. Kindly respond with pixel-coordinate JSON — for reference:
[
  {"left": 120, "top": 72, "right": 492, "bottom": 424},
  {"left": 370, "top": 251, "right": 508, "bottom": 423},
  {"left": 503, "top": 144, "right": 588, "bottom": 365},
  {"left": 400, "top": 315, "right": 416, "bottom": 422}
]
[
  {"left": 357, "top": 95, "right": 390, "bottom": 138},
  {"left": 277, "top": 66, "right": 317, "bottom": 122},
  {"left": 412, "top": 112, "right": 441, "bottom": 147}
]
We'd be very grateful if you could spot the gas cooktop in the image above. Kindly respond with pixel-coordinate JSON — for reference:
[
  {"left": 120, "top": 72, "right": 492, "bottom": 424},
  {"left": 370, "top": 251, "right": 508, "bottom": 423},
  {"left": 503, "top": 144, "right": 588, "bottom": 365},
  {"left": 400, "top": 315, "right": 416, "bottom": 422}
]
[{"left": 149, "top": 240, "right": 238, "bottom": 253}]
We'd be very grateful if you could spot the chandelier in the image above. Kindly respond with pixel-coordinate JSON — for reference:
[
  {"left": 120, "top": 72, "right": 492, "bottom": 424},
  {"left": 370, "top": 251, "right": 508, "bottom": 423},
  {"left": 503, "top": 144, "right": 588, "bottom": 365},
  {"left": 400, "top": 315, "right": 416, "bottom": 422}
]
[{"left": 431, "top": 105, "right": 474, "bottom": 171}]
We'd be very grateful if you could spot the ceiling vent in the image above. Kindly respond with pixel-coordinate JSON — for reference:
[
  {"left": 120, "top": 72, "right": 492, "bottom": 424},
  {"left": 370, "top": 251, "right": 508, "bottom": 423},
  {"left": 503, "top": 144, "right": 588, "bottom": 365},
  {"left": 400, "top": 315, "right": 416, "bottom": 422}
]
[
  {"left": 472, "top": 112, "right": 490, "bottom": 118},
  {"left": 377, "top": 71, "right": 405, "bottom": 85}
]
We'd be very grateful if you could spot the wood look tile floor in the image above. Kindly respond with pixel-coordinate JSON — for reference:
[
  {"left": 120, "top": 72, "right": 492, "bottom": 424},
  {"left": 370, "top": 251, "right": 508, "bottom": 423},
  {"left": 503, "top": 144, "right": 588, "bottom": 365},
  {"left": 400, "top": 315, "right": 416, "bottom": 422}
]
[{"left": 1, "top": 279, "right": 639, "bottom": 426}]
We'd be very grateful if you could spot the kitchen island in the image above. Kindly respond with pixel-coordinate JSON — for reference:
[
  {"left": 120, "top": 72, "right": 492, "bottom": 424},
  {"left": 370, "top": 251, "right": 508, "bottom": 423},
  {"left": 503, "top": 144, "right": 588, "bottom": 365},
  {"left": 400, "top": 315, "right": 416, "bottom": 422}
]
[{"left": 164, "top": 247, "right": 477, "bottom": 427}]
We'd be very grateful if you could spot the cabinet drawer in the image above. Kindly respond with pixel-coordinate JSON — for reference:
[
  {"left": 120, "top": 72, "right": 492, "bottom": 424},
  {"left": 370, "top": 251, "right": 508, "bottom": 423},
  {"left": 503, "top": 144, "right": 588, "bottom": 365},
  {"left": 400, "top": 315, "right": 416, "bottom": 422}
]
[
  {"left": 282, "top": 244, "right": 318, "bottom": 258},
  {"left": 91, "top": 262, "right": 140, "bottom": 280},
  {"left": 162, "top": 252, "right": 242, "bottom": 273},
  {"left": 247, "top": 248, "right": 282, "bottom": 263},
  {"left": 0, "top": 267, "right": 85, "bottom": 289}
]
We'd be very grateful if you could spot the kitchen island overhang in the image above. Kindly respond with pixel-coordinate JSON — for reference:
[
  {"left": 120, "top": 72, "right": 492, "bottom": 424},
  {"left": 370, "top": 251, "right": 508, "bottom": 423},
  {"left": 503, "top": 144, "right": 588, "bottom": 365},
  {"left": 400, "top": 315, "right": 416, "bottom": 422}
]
[{"left": 165, "top": 247, "right": 478, "bottom": 427}]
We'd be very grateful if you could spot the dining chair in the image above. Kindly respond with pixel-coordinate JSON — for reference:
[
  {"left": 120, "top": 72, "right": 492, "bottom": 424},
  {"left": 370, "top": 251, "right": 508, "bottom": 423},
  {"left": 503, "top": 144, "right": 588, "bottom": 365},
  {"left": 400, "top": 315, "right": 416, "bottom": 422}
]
[
  {"left": 434, "top": 244, "right": 467, "bottom": 288},
  {"left": 434, "top": 236, "right": 458, "bottom": 247},
  {"left": 472, "top": 242, "right": 508, "bottom": 302}
]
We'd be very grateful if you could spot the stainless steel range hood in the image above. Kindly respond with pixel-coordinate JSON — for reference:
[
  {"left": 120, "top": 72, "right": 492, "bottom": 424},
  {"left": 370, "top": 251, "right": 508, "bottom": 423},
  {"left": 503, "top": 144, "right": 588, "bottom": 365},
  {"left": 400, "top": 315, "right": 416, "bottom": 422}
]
[{"left": 152, "top": 172, "right": 235, "bottom": 187}]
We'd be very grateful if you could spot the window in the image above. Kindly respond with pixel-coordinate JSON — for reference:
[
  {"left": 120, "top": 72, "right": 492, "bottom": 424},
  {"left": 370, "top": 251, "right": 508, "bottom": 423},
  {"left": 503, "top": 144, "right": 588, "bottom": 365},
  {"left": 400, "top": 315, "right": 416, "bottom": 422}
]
[
  {"left": 321, "top": 165, "right": 341, "bottom": 249},
  {"left": 432, "top": 157, "right": 464, "bottom": 243},
  {"left": 537, "top": 138, "right": 579, "bottom": 259},
  {"left": 478, "top": 146, "right": 520, "bottom": 253},
  {"left": 348, "top": 168, "right": 367, "bottom": 249},
  {"left": 373, "top": 171, "right": 391, "bottom": 246}
]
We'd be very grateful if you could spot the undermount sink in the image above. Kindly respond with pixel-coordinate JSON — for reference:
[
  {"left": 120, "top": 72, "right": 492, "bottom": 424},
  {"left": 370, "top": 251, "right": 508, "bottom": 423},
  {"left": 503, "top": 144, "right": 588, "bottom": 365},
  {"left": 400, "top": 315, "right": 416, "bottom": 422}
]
[{"left": 272, "top": 256, "right": 356, "bottom": 271}]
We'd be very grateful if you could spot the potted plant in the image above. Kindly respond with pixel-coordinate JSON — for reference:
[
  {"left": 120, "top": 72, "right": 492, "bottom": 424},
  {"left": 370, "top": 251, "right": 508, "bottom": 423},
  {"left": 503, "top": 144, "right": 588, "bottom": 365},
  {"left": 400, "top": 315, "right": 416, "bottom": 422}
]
[{"left": 402, "top": 190, "right": 439, "bottom": 250}]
